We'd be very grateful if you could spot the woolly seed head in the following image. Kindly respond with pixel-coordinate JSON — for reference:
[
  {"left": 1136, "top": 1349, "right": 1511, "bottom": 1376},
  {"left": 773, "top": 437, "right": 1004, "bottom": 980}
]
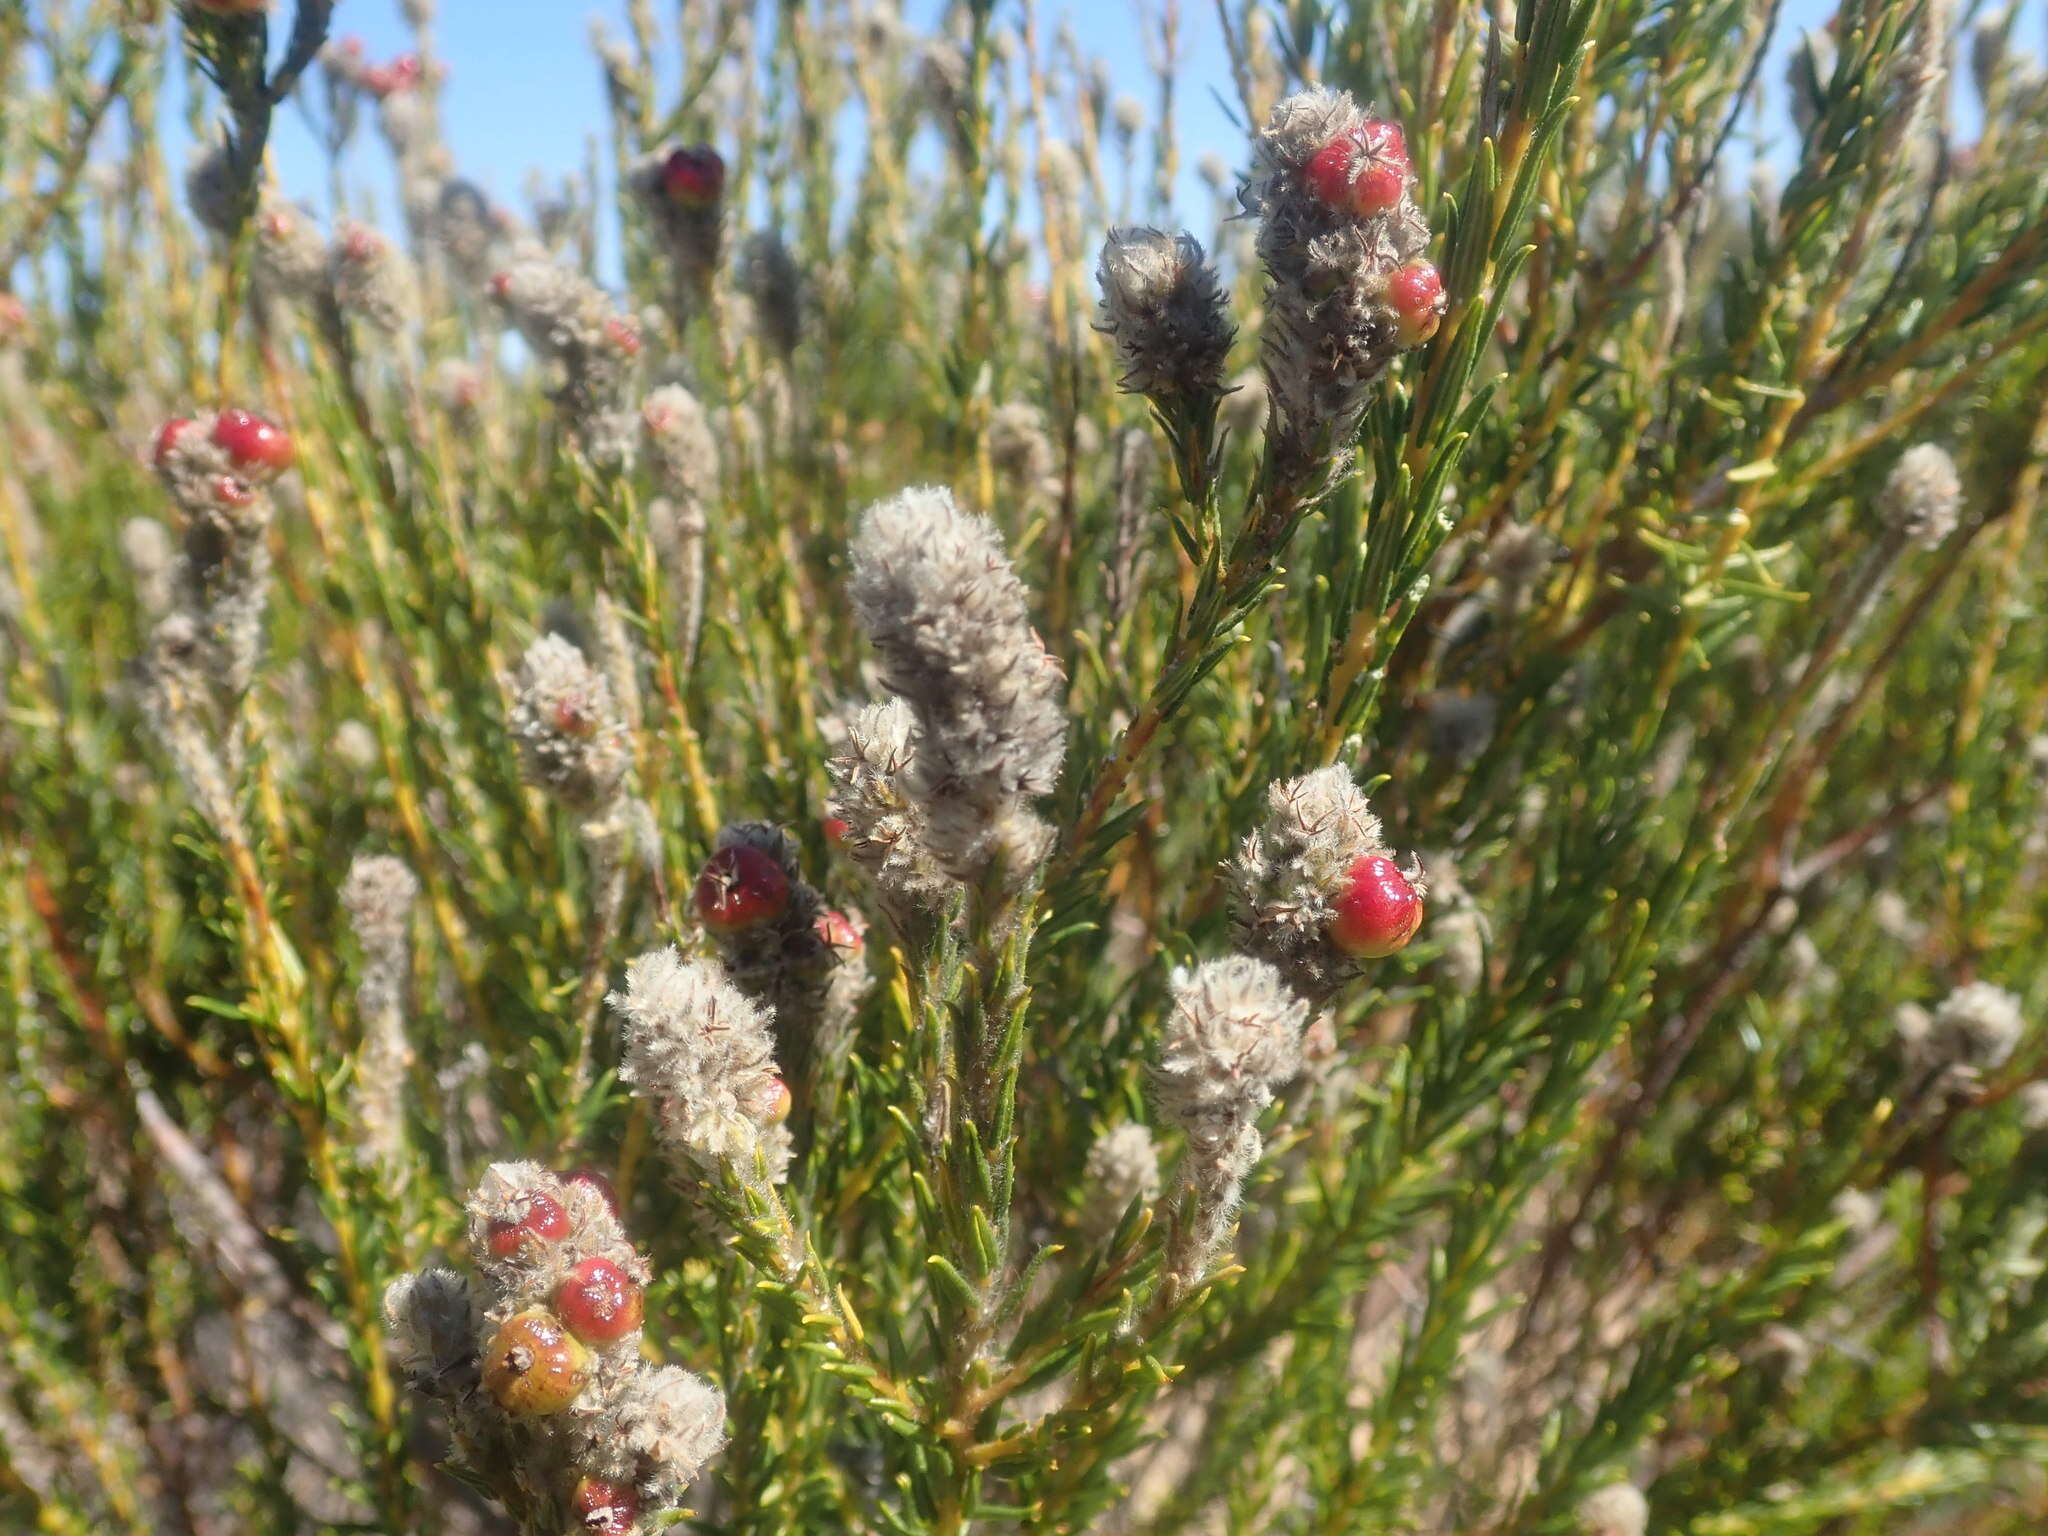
[
  {"left": 1153, "top": 956, "right": 1309, "bottom": 1150},
  {"left": 826, "top": 696, "right": 952, "bottom": 912},
  {"left": 1095, "top": 226, "right": 1235, "bottom": 402},
  {"left": 1878, "top": 442, "right": 1962, "bottom": 548}
]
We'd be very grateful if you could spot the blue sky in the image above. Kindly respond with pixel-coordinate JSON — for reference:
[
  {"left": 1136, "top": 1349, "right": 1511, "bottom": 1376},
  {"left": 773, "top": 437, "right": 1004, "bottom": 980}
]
[{"left": 175, "top": 0, "right": 1885, "bottom": 268}]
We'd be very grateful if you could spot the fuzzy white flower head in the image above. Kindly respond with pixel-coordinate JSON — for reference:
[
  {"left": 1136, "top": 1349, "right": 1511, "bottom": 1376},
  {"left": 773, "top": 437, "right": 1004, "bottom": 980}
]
[
  {"left": 1096, "top": 226, "right": 1235, "bottom": 402},
  {"left": 1929, "top": 979, "right": 2025, "bottom": 1075},
  {"left": 1082, "top": 1122, "right": 1163, "bottom": 1237},
  {"left": 340, "top": 854, "right": 419, "bottom": 963},
  {"left": 1153, "top": 956, "right": 1309, "bottom": 1153},
  {"left": 501, "top": 632, "right": 631, "bottom": 811},
  {"left": 608, "top": 948, "right": 792, "bottom": 1182},
  {"left": 1878, "top": 443, "right": 1962, "bottom": 548},
  {"left": 616, "top": 1363, "right": 728, "bottom": 1501},
  {"left": 1577, "top": 1481, "right": 1648, "bottom": 1536},
  {"left": 848, "top": 486, "right": 1066, "bottom": 877}
]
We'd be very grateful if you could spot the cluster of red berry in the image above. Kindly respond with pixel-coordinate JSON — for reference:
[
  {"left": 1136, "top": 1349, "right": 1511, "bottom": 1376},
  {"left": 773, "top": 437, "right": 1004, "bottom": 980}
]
[
  {"left": 475, "top": 1171, "right": 645, "bottom": 1533},
  {"left": 1302, "top": 118, "right": 1446, "bottom": 350},
  {"left": 154, "top": 409, "right": 295, "bottom": 511}
]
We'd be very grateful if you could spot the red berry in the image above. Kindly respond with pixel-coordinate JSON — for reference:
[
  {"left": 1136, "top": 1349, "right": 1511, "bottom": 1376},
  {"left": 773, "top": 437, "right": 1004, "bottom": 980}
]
[
  {"left": 554, "top": 1257, "right": 644, "bottom": 1345},
  {"left": 484, "top": 1189, "right": 570, "bottom": 1259},
  {"left": 481, "top": 1309, "right": 589, "bottom": 1418},
  {"left": 1328, "top": 855, "right": 1425, "bottom": 959},
  {"left": 212, "top": 475, "right": 255, "bottom": 507},
  {"left": 561, "top": 1166, "right": 621, "bottom": 1220},
  {"left": 755, "top": 1075, "right": 793, "bottom": 1125},
  {"left": 694, "top": 846, "right": 791, "bottom": 932},
  {"left": 153, "top": 417, "right": 196, "bottom": 469},
  {"left": 572, "top": 1476, "right": 641, "bottom": 1535},
  {"left": 603, "top": 315, "right": 642, "bottom": 356},
  {"left": 815, "top": 909, "right": 863, "bottom": 955},
  {"left": 661, "top": 145, "right": 725, "bottom": 207},
  {"left": 488, "top": 271, "right": 514, "bottom": 301},
  {"left": 1386, "top": 260, "right": 1446, "bottom": 348},
  {"left": 823, "top": 815, "right": 851, "bottom": 847},
  {"left": 210, "top": 408, "right": 295, "bottom": 476},
  {"left": 1304, "top": 121, "right": 1411, "bottom": 216}
]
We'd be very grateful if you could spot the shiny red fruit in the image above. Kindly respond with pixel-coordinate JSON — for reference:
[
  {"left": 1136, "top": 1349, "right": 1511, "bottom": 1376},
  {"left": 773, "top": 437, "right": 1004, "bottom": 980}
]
[
  {"left": 756, "top": 1076, "right": 793, "bottom": 1125},
  {"left": 661, "top": 145, "right": 725, "bottom": 207},
  {"left": 554, "top": 1257, "right": 644, "bottom": 1345},
  {"left": 1329, "top": 855, "right": 1424, "bottom": 959},
  {"left": 210, "top": 409, "right": 295, "bottom": 475},
  {"left": 603, "top": 315, "right": 642, "bottom": 356},
  {"left": 481, "top": 1309, "right": 588, "bottom": 1417},
  {"left": 484, "top": 1189, "right": 570, "bottom": 1259},
  {"left": 694, "top": 846, "right": 791, "bottom": 932},
  {"left": 572, "top": 1476, "right": 641, "bottom": 1536},
  {"left": 1387, "top": 260, "right": 1446, "bottom": 348},
  {"left": 815, "top": 909, "right": 863, "bottom": 954},
  {"left": 823, "top": 815, "right": 851, "bottom": 847},
  {"left": 212, "top": 475, "right": 255, "bottom": 507},
  {"left": 153, "top": 417, "right": 196, "bottom": 469}
]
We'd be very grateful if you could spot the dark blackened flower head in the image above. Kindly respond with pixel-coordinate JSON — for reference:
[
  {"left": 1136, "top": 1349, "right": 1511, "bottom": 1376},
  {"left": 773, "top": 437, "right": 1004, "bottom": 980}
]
[{"left": 1096, "top": 226, "right": 1235, "bottom": 403}]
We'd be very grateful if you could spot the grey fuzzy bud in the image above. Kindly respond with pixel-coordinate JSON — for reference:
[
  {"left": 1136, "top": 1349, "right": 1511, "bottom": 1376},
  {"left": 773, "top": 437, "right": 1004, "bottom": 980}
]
[
  {"left": 609, "top": 948, "right": 793, "bottom": 1183},
  {"left": 1152, "top": 956, "right": 1309, "bottom": 1151},
  {"left": 501, "top": 633, "right": 631, "bottom": 811},
  {"left": 253, "top": 201, "right": 332, "bottom": 308},
  {"left": 330, "top": 222, "right": 417, "bottom": 333},
  {"left": 987, "top": 400, "right": 1055, "bottom": 499},
  {"left": 848, "top": 486, "right": 1066, "bottom": 879},
  {"left": 184, "top": 144, "right": 241, "bottom": 238},
  {"left": 489, "top": 255, "right": 641, "bottom": 467},
  {"left": 1577, "top": 1483, "right": 1648, "bottom": 1536},
  {"left": 741, "top": 231, "right": 805, "bottom": 358},
  {"left": 381, "top": 1268, "right": 476, "bottom": 1391},
  {"left": 1096, "top": 227, "right": 1235, "bottom": 402},
  {"left": 1928, "top": 980, "right": 2025, "bottom": 1076},
  {"left": 1878, "top": 443, "right": 1962, "bottom": 548},
  {"left": 642, "top": 385, "right": 721, "bottom": 506}
]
